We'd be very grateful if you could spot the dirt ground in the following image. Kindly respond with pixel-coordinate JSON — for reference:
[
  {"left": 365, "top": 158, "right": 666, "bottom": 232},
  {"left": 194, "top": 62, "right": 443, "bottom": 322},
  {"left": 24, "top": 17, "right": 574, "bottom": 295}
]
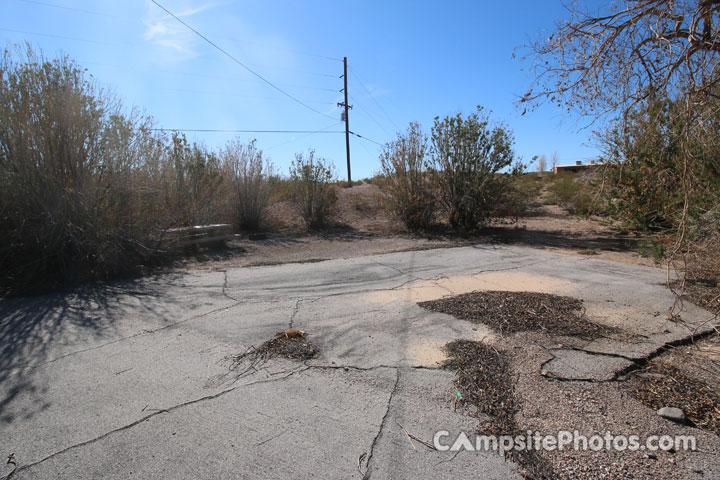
[{"left": 178, "top": 182, "right": 656, "bottom": 272}]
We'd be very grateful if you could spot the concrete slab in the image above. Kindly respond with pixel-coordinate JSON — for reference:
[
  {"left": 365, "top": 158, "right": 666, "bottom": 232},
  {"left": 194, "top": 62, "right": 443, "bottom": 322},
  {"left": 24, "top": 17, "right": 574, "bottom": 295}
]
[{"left": 541, "top": 349, "right": 635, "bottom": 381}]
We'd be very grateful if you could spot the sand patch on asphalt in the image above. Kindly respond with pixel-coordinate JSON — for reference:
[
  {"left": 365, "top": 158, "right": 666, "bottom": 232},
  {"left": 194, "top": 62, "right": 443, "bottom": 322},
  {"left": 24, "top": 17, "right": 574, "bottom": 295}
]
[
  {"left": 407, "top": 340, "right": 449, "bottom": 366},
  {"left": 406, "top": 327, "right": 497, "bottom": 366},
  {"left": 368, "top": 271, "right": 577, "bottom": 304}
]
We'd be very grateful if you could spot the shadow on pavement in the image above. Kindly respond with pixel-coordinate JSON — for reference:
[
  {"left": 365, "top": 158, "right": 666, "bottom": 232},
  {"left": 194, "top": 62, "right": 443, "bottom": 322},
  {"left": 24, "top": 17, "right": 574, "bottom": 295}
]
[{"left": 0, "top": 276, "right": 182, "bottom": 423}]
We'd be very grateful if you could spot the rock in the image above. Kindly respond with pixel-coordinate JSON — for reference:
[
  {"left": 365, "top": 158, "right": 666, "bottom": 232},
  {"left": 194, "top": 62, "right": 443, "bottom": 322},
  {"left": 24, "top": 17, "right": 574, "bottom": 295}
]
[{"left": 657, "top": 407, "right": 688, "bottom": 424}]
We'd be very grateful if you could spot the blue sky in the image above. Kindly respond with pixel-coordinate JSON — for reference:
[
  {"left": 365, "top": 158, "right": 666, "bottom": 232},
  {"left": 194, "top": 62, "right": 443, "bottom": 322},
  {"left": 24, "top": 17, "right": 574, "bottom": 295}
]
[{"left": 2, "top": 0, "right": 603, "bottom": 179}]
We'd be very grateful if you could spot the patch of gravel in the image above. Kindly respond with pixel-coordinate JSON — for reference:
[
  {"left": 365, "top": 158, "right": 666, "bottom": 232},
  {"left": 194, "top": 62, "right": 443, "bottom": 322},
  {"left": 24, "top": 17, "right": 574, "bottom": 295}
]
[
  {"left": 420, "top": 290, "right": 621, "bottom": 339},
  {"left": 626, "top": 364, "right": 720, "bottom": 435},
  {"left": 509, "top": 332, "right": 720, "bottom": 479},
  {"left": 443, "top": 339, "right": 556, "bottom": 479},
  {"left": 443, "top": 340, "right": 516, "bottom": 435}
]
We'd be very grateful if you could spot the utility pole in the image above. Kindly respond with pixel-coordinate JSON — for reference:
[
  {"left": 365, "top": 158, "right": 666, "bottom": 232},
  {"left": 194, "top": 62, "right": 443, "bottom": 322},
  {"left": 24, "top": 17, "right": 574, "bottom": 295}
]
[{"left": 338, "top": 57, "right": 352, "bottom": 186}]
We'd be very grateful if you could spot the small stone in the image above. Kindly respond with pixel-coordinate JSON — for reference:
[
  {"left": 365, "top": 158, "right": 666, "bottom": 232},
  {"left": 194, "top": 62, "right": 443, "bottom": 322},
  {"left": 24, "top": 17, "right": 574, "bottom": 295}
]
[{"left": 657, "top": 406, "right": 687, "bottom": 424}]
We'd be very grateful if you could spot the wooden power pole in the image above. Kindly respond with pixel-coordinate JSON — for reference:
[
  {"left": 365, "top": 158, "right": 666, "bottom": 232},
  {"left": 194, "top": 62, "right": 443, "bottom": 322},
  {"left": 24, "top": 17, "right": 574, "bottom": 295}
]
[{"left": 339, "top": 57, "right": 352, "bottom": 186}]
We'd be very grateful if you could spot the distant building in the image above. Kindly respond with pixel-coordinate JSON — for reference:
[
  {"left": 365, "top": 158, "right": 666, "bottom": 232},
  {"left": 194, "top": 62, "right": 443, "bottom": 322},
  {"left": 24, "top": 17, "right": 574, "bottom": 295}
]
[{"left": 553, "top": 160, "right": 604, "bottom": 174}]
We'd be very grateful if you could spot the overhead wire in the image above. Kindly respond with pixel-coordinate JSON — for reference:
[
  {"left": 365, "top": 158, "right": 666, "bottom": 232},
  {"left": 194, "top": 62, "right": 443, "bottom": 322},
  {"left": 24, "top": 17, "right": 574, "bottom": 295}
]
[
  {"left": 15, "top": 0, "right": 119, "bottom": 18},
  {"left": 149, "top": 87, "right": 336, "bottom": 105},
  {"left": 349, "top": 66, "right": 400, "bottom": 132},
  {"left": 149, "top": 128, "right": 344, "bottom": 133},
  {"left": 349, "top": 131, "right": 384, "bottom": 147},
  {"left": 0, "top": 27, "right": 124, "bottom": 47},
  {"left": 349, "top": 93, "right": 394, "bottom": 137},
  {"left": 150, "top": 0, "right": 337, "bottom": 121},
  {"left": 77, "top": 60, "right": 339, "bottom": 89},
  {"left": 264, "top": 121, "right": 344, "bottom": 152}
]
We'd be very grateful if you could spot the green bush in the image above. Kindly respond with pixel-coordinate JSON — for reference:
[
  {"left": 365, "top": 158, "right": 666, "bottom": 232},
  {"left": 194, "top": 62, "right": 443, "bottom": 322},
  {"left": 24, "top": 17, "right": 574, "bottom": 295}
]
[
  {"left": 603, "top": 95, "right": 720, "bottom": 231},
  {"left": 289, "top": 150, "right": 337, "bottom": 230},
  {"left": 379, "top": 122, "right": 436, "bottom": 231},
  {"left": 430, "top": 107, "right": 518, "bottom": 230}
]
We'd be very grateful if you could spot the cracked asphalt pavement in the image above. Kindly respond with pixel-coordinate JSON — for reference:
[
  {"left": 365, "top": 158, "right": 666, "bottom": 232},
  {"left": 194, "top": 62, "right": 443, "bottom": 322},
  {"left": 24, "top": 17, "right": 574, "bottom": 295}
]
[{"left": 0, "top": 244, "right": 714, "bottom": 479}]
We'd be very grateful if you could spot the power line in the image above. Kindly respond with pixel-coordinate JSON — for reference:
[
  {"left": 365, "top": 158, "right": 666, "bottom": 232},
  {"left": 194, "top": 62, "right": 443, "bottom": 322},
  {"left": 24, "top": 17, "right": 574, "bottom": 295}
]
[
  {"left": 15, "top": 0, "right": 119, "bottom": 18},
  {"left": 349, "top": 131, "right": 384, "bottom": 146},
  {"left": 349, "top": 93, "right": 393, "bottom": 136},
  {"left": 349, "top": 66, "right": 400, "bottom": 131},
  {"left": 0, "top": 27, "right": 124, "bottom": 47},
  {"left": 264, "top": 121, "right": 344, "bottom": 151},
  {"left": 149, "top": 128, "right": 344, "bottom": 133},
  {"left": 151, "top": 87, "right": 335, "bottom": 105},
  {"left": 150, "top": 0, "right": 337, "bottom": 121},
  {"left": 78, "top": 61, "right": 340, "bottom": 90}
]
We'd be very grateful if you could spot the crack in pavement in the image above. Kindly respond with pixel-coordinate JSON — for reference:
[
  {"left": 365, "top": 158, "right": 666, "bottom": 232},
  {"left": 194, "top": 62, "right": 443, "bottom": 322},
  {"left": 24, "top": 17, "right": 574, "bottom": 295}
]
[
  {"left": 305, "top": 362, "right": 440, "bottom": 372},
  {"left": 362, "top": 367, "right": 400, "bottom": 479},
  {"left": 538, "top": 328, "right": 720, "bottom": 382},
  {"left": 221, "top": 270, "right": 239, "bottom": 302},
  {"left": 2, "top": 368, "right": 308, "bottom": 480},
  {"left": 288, "top": 299, "right": 302, "bottom": 329},
  {"left": 2, "top": 301, "right": 244, "bottom": 379},
  {"left": 368, "top": 259, "right": 425, "bottom": 284},
  {"left": 2, "top": 386, "right": 236, "bottom": 479}
]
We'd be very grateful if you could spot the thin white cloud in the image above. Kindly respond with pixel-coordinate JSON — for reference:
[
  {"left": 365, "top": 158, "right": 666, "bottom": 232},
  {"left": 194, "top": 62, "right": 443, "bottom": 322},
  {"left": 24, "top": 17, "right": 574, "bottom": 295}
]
[
  {"left": 363, "top": 83, "right": 392, "bottom": 98},
  {"left": 142, "top": 1, "right": 224, "bottom": 58}
]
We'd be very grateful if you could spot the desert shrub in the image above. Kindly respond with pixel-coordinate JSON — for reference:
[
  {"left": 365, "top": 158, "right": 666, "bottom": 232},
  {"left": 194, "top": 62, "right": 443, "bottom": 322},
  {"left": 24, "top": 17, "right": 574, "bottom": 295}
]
[
  {"left": 165, "top": 133, "right": 225, "bottom": 226},
  {"left": 493, "top": 163, "right": 531, "bottom": 220},
  {"left": 430, "top": 107, "right": 518, "bottom": 230},
  {"left": 221, "top": 139, "right": 272, "bottom": 231},
  {"left": 548, "top": 175, "right": 595, "bottom": 215},
  {"left": 512, "top": 172, "right": 543, "bottom": 201},
  {"left": 686, "top": 208, "right": 720, "bottom": 285},
  {"left": 602, "top": 96, "right": 720, "bottom": 231},
  {"left": 289, "top": 150, "right": 337, "bottom": 230},
  {"left": 0, "top": 46, "right": 173, "bottom": 293},
  {"left": 379, "top": 122, "right": 436, "bottom": 231}
]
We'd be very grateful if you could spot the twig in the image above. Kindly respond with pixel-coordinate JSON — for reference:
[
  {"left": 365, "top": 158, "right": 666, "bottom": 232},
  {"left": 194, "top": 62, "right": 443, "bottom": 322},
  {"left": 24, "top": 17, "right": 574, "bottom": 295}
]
[
  {"left": 357, "top": 452, "right": 367, "bottom": 476},
  {"left": 395, "top": 421, "right": 416, "bottom": 451},
  {"left": 394, "top": 422, "right": 438, "bottom": 451}
]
